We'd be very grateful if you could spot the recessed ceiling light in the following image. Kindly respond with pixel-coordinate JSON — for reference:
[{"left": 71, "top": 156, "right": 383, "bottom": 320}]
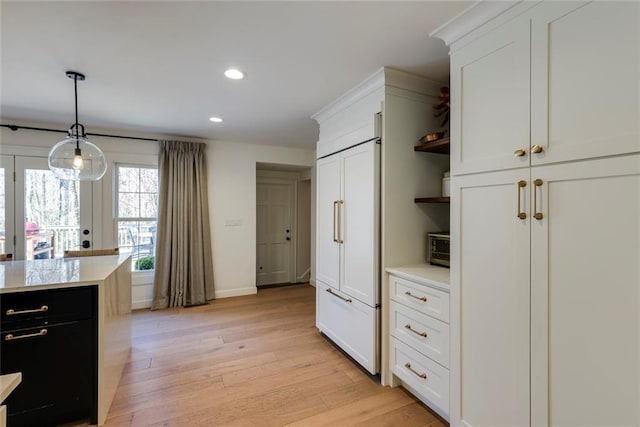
[
  {"left": 224, "top": 68, "right": 244, "bottom": 80},
  {"left": 209, "top": 116, "right": 223, "bottom": 123}
]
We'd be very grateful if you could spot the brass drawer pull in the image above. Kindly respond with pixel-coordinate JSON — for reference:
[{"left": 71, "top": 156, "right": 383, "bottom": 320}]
[
  {"left": 326, "top": 288, "right": 352, "bottom": 303},
  {"left": 517, "top": 180, "right": 527, "bottom": 220},
  {"left": 404, "top": 324, "right": 428, "bottom": 338},
  {"left": 5, "top": 329, "right": 48, "bottom": 341},
  {"left": 404, "top": 291, "right": 427, "bottom": 302},
  {"left": 6, "top": 305, "right": 49, "bottom": 316},
  {"left": 404, "top": 362, "right": 427, "bottom": 379},
  {"left": 533, "top": 179, "right": 543, "bottom": 220}
]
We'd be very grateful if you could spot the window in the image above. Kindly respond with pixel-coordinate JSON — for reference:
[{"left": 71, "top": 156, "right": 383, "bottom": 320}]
[{"left": 115, "top": 165, "right": 158, "bottom": 271}]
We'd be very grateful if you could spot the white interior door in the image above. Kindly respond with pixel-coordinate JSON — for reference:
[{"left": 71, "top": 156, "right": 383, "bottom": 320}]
[
  {"left": 0, "top": 156, "right": 15, "bottom": 256},
  {"left": 256, "top": 182, "right": 293, "bottom": 286},
  {"left": 14, "top": 156, "right": 92, "bottom": 260}
]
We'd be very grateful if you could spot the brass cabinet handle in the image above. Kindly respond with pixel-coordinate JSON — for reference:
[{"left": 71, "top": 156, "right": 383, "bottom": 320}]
[
  {"left": 404, "top": 324, "right": 428, "bottom": 338},
  {"left": 326, "top": 287, "right": 352, "bottom": 303},
  {"left": 404, "top": 291, "right": 427, "bottom": 302},
  {"left": 533, "top": 179, "right": 544, "bottom": 220},
  {"left": 514, "top": 148, "right": 527, "bottom": 157},
  {"left": 404, "top": 362, "right": 427, "bottom": 379},
  {"left": 5, "top": 329, "right": 48, "bottom": 341},
  {"left": 336, "top": 200, "right": 344, "bottom": 244},
  {"left": 517, "top": 180, "right": 527, "bottom": 220},
  {"left": 6, "top": 305, "right": 48, "bottom": 316},
  {"left": 333, "top": 200, "right": 338, "bottom": 243},
  {"left": 531, "top": 144, "right": 544, "bottom": 154}
]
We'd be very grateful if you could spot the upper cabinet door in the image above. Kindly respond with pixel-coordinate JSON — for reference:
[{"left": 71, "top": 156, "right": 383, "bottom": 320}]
[
  {"left": 451, "top": 17, "right": 531, "bottom": 175},
  {"left": 315, "top": 154, "right": 342, "bottom": 290},
  {"left": 531, "top": 1, "right": 640, "bottom": 165}
]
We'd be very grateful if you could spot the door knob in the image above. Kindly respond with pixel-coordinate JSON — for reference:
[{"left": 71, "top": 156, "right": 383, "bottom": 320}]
[
  {"left": 513, "top": 148, "right": 527, "bottom": 157},
  {"left": 81, "top": 240, "right": 91, "bottom": 248},
  {"left": 531, "top": 145, "right": 544, "bottom": 154},
  {"left": 82, "top": 229, "right": 90, "bottom": 235},
  {"left": 286, "top": 237, "right": 291, "bottom": 241}
]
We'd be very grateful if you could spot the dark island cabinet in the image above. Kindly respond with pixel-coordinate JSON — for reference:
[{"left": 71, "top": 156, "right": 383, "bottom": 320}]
[{"left": 0, "top": 286, "right": 98, "bottom": 427}]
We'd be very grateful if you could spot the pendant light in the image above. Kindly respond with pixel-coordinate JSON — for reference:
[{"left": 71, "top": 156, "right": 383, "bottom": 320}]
[{"left": 48, "top": 71, "right": 107, "bottom": 181}]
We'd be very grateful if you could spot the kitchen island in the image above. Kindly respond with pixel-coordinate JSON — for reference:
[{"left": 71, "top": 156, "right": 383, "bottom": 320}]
[{"left": 0, "top": 255, "right": 132, "bottom": 426}]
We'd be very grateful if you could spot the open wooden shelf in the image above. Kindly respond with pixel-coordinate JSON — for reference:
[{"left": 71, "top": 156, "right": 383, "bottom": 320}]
[
  {"left": 414, "top": 197, "right": 450, "bottom": 204},
  {"left": 414, "top": 137, "right": 450, "bottom": 154}
]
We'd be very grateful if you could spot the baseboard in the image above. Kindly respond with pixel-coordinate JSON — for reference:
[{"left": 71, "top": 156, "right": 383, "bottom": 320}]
[
  {"left": 214, "top": 286, "right": 257, "bottom": 299},
  {"left": 132, "top": 299, "right": 152, "bottom": 310},
  {"left": 309, "top": 278, "right": 316, "bottom": 287}
]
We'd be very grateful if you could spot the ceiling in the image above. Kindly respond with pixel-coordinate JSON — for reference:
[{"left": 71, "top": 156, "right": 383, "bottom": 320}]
[{"left": 0, "top": 1, "right": 471, "bottom": 150}]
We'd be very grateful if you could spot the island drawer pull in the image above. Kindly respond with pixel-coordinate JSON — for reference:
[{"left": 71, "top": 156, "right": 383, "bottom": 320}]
[
  {"left": 404, "top": 324, "right": 428, "bottom": 338},
  {"left": 6, "top": 305, "right": 49, "bottom": 316},
  {"left": 326, "top": 288, "right": 352, "bottom": 303},
  {"left": 404, "top": 291, "right": 427, "bottom": 302},
  {"left": 5, "top": 329, "right": 48, "bottom": 341},
  {"left": 404, "top": 362, "right": 427, "bottom": 379}
]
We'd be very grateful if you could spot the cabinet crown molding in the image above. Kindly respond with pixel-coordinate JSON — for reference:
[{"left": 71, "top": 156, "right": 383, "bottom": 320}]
[
  {"left": 430, "top": 0, "right": 521, "bottom": 46},
  {"left": 312, "top": 67, "right": 443, "bottom": 125}
]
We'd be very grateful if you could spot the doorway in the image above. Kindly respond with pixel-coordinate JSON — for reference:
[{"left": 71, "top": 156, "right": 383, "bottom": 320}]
[
  {"left": 0, "top": 155, "right": 93, "bottom": 259},
  {"left": 256, "top": 164, "right": 312, "bottom": 288}
]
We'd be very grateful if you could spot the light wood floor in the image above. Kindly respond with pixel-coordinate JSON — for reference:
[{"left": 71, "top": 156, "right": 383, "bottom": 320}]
[{"left": 105, "top": 285, "right": 446, "bottom": 427}]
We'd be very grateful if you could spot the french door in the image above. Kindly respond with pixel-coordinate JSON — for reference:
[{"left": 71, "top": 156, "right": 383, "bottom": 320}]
[{"left": 1, "top": 156, "right": 93, "bottom": 260}]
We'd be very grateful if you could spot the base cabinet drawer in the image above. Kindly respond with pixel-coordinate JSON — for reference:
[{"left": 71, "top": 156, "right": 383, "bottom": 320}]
[
  {"left": 391, "top": 337, "right": 449, "bottom": 417},
  {"left": 390, "top": 301, "right": 449, "bottom": 368},
  {"left": 316, "top": 281, "right": 379, "bottom": 374},
  {"left": 390, "top": 275, "right": 449, "bottom": 323}
]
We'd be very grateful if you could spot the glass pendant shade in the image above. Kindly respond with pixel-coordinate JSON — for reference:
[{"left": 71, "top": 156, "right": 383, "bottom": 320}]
[{"left": 48, "top": 135, "right": 107, "bottom": 181}]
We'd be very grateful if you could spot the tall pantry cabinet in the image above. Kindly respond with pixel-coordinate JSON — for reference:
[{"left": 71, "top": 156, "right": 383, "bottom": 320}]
[
  {"left": 313, "top": 67, "right": 449, "bottom": 377},
  {"left": 432, "top": 1, "right": 640, "bottom": 426}
]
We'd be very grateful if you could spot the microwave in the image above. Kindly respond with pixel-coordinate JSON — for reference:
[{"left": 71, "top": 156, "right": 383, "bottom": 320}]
[{"left": 427, "top": 232, "right": 450, "bottom": 268}]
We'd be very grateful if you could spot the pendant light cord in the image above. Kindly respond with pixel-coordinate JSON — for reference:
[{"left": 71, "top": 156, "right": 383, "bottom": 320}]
[{"left": 74, "top": 74, "right": 80, "bottom": 149}]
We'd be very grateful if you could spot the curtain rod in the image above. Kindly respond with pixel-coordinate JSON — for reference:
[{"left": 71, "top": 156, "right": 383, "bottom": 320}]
[{"left": 1, "top": 123, "right": 159, "bottom": 142}]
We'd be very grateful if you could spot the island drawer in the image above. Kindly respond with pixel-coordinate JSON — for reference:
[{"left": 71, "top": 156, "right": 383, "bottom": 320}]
[{"left": 0, "top": 286, "right": 96, "bottom": 326}]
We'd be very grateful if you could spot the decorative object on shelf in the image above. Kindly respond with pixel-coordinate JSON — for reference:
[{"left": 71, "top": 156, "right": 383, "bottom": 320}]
[
  {"left": 420, "top": 131, "right": 446, "bottom": 143},
  {"left": 48, "top": 71, "right": 107, "bottom": 181},
  {"left": 414, "top": 137, "right": 450, "bottom": 155},
  {"left": 433, "top": 86, "right": 450, "bottom": 128}
]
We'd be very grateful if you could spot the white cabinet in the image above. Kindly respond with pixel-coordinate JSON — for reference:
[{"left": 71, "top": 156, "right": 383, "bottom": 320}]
[
  {"left": 387, "top": 267, "right": 451, "bottom": 420},
  {"left": 316, "top": 141, "right": 380, "bottom": 307},
  {"left": 451, "top": 156, "right": 640, "bottom": 426},
  {"left": 451, "top": 170, "right": 531, "bottom": 426},
  {"left": 530, "top": 1, "right": 640, "bottom": 165},
  {"left": 434, "top": 1, "right": 640, "bottom": 425},
  {"left": 530, "top": 155, "right": 640, "bottom": 427},
  {"left": 450, "top": 17, "right": 531, "bottom": 175},
  {"left": 449, "top": 1, "right": 640, "bottom": 175},
  {"left": 315, "top": 140, "right": 380, "bottom": 375},
  {"left": 314, "top": 67, "right": 450, "bottom": 382}
]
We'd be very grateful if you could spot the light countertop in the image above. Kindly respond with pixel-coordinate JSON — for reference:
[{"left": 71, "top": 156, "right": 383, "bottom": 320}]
[
  {"left": 0, "top": 373, "right": 21, "bottom": 404},
  {"left": 386, "top": 263, "right": 450, "bottom": 292},
  {"left": 0, "top": 255, "right": 130, "bottom": 294}
]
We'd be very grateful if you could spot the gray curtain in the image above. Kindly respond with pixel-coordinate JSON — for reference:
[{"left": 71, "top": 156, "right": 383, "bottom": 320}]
[{"left": 152, "top": 140, "right": 214, "bottom": 309}]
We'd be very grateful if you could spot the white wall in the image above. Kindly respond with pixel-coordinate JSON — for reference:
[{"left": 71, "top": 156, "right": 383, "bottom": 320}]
[
  {"left": 206, "top": 140, "right": 315, "bottom": 298},
  {"left": 296, "top": 179, "right": 311, "bottom": 282},
  {"left": 1, "top": 121, "right": 316, "bottom": 306}
]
